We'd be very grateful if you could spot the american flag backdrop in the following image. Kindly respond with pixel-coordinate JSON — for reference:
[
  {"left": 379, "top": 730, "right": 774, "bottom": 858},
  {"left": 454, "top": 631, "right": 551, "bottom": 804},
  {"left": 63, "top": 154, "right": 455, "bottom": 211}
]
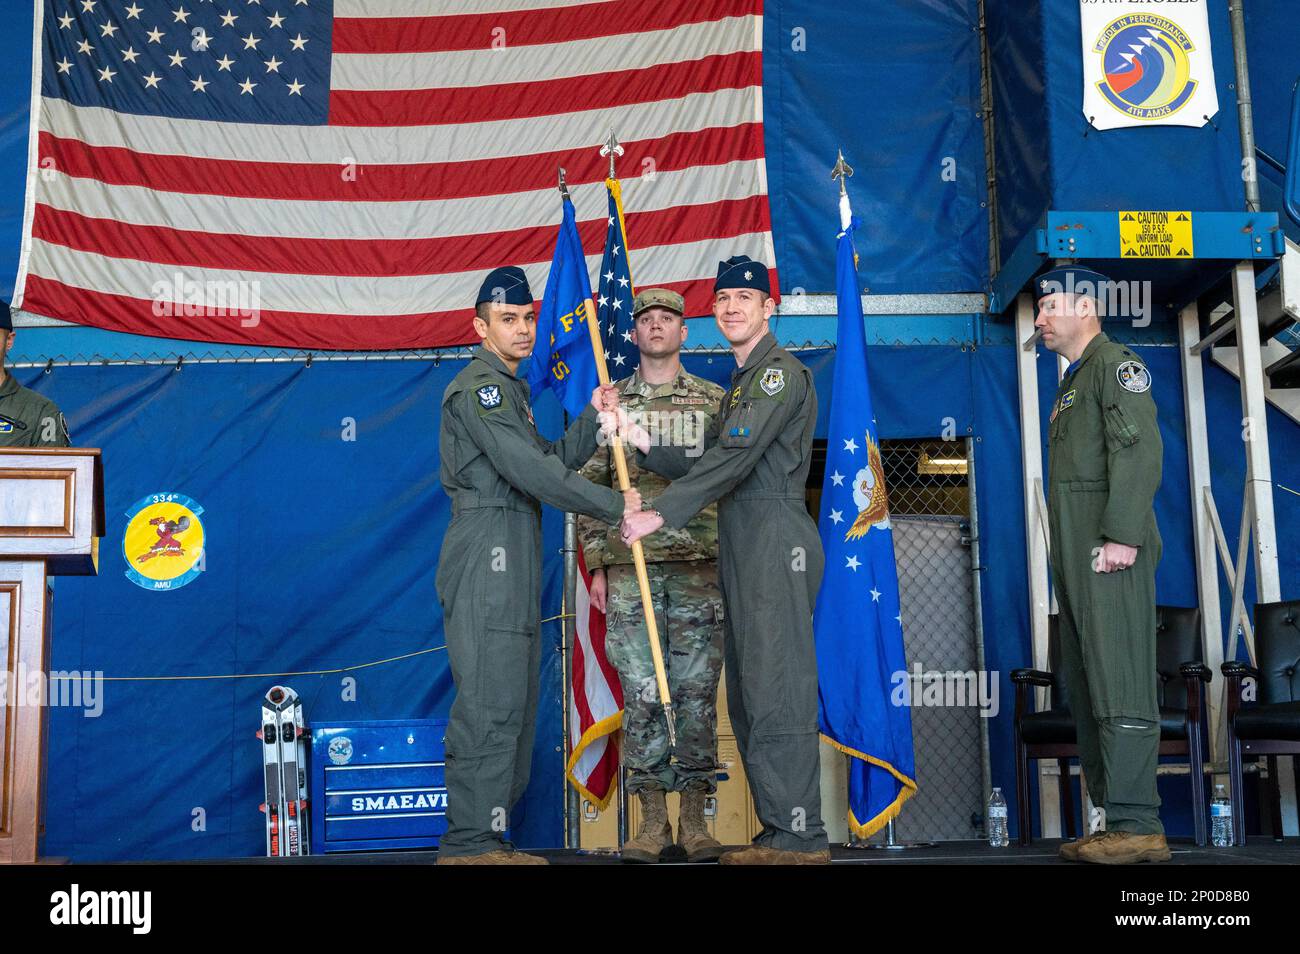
[{"left": 16, "top": 0, "right": 777, "bottom": 350}]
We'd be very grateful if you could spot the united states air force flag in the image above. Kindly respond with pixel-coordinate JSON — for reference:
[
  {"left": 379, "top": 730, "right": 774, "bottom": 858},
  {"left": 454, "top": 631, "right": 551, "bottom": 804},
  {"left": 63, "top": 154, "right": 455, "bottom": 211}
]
[
  {"left": 527, "top": 194, "right": 598, "bottom": 419},
  {"left": 813, "top": 199, "right": 917, "bottom": 838}
]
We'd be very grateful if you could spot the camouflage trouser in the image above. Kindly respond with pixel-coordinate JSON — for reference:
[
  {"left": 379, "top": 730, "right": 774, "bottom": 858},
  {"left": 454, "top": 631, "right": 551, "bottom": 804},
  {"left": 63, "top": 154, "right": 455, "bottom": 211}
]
[{"left": 604, "top": 560, "right": 724, "bottom": 794}]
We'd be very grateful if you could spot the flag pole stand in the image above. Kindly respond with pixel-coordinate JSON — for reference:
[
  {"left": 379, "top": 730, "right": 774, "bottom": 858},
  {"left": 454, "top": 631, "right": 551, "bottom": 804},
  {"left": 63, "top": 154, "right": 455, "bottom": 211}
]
[{"left": 850, "top": 817, "right": 936, "bottom": 851}]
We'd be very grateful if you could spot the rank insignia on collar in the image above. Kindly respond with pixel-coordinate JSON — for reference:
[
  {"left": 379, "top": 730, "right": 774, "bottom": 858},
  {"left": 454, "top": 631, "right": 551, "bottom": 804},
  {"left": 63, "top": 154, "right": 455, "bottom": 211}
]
[
  {"left": 759, "top": 367, "right": 785, "bottom": 396},
  {"left": 1116, "top": 361, "right": 1151, "bottom": 394},
  {"left": 476, "top": 384, "right": 502, "bottom": 409}
]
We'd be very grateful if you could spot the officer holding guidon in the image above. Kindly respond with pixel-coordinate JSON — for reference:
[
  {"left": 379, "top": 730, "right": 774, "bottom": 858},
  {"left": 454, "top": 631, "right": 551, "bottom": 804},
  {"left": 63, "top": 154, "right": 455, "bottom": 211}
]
[
  {"left": 0, "top": 300, "right": 71, "bottom": 447},
  {"left": 619, "top": 256, "right": 830, "bottom": 865},
  {"left": 435, "top": 266, "right": 640, "bottom": 865},
  {"left": 576, "top": 287, "right": 727, "bottom": 864},
  {"left": 1035, "top": 266, "right": 1169, "bottom": 865}
]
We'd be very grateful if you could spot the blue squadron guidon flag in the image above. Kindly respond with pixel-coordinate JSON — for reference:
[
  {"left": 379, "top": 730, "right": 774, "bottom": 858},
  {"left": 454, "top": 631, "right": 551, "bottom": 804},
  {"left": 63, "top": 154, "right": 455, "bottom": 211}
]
[{"left": 16, "top": 0, "right": 777, "bottom": 349}]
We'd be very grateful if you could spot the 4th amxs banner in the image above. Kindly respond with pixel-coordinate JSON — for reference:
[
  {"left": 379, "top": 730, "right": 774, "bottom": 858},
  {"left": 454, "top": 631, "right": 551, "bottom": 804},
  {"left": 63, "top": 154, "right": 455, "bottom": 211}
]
[{"left": 1079, "top": 0, "right": 1219, "bottom": 130}]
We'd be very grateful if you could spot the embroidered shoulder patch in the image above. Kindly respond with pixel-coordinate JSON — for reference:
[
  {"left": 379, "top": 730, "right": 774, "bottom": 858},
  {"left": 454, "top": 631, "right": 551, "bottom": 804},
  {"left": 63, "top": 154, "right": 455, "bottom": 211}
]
[
  {"left": 1116, "top": 361, "right": 1151, "bottom": 394},
  {"left": 758, "top": 367, "right": 785, "bottom": 396},
  {"left": 475, "top": 384, "right": 504, "bottom": 411}
]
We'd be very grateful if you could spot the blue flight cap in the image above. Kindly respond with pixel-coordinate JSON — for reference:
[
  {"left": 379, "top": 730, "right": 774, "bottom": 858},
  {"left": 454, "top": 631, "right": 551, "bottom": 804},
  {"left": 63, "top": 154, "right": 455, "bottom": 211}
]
[
  {"left": 714, "top": 255, "right": 771, "bottom": 295},
  {"left": 1035, "top": 266, "right": 1112, "bottom": 303},
  {"left": 0, "top": 300, "right": 11, "bottom": 332},
  {"left": 476, "top": 266, "right": 532, "bottom": 306}
]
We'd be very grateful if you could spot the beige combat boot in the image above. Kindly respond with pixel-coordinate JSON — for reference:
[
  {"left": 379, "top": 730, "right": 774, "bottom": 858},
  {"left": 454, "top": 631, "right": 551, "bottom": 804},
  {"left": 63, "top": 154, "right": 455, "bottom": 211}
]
[
  {"left": 1058, "top": 830, "right": 1103, "bottom": 862},
  {"left": 1076, "top": 830, "right": 1171, "bottom": 865},
  {"left": 436, "top": 849, "right": 549, "bottom": 865},
  {"left": 718, "top": 845, "right": 832, "bottom": 865},
  {"left": 676, "top": 788, "right": 724, "bottom": 863},
  {"left": 620, "top": 788, "right": 672, "bottom": 864}
]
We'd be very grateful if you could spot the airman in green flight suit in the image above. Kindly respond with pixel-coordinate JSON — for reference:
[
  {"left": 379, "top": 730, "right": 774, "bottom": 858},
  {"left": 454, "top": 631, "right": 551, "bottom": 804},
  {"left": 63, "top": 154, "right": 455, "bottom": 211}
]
[{"left": 1036, "top": 266, "right": 1169, "bottom": 866}]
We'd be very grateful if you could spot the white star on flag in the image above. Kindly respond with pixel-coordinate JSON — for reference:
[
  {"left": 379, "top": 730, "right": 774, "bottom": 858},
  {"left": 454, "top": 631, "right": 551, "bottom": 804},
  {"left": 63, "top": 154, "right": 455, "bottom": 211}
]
[
  {"left": 829, "top": 509, "right": 843, "bottom": 525},
  {"left": 843, "top": 437, "right": 858, "bottom": 453},
  {"left": 870, "top": 587, "right": 881, "bottom": 602},
  {"left": 830, "top": 471, "right": 845, "bottom": 486},
  {"left": 845, "top": 556, "right": 860, "bottom": 571}
]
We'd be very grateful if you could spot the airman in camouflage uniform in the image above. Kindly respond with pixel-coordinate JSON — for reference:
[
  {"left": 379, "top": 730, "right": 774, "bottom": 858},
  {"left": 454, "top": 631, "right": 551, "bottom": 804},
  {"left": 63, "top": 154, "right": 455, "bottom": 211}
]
[{"left": 576, "top": 288, "right": 727, "bottom": 863}]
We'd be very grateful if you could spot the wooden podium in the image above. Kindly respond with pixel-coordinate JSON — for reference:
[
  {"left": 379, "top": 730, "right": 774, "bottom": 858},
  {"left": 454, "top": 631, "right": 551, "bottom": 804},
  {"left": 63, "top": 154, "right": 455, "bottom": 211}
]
[{"left": 0, "top": 448, "right": 104, "bottom": 864}]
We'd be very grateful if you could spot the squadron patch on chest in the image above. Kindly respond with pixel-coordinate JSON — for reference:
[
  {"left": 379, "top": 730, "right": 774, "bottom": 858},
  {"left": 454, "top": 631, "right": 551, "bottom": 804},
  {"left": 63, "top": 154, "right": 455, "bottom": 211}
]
[
  {"left": 759, "top": 367, "right": 786, "bottom": 396},
  {"left": 1050, "top": 389, "right": 1076, "bottom": 423},
  {"left": 1116, "top": 361, "right": 1151, "bottom": 394},
  {"left": 476, "top": 384, "right": 503, "bottom": 409}
]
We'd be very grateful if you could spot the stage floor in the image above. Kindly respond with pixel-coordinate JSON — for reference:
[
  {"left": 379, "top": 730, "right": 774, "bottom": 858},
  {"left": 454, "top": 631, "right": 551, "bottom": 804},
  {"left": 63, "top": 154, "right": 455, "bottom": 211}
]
[{"left": 168, "top": 838, "right": 1300, "bottom": 865}]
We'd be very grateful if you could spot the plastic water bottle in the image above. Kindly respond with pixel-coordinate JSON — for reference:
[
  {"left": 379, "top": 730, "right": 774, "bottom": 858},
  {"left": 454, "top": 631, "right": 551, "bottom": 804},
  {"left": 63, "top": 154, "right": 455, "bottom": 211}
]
[
  {"left": 1211, "top": 785, "right": 1233, "bottom": 847},
  {"left": 987, "top": 787, "right": 1009, "bottom": 847}
]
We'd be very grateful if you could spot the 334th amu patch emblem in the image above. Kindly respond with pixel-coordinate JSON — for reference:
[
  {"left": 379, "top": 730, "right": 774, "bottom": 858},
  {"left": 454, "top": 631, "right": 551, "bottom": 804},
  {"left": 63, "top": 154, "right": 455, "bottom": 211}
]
[
  {"left": 476, "top": 385, "right": 502, "bottom": 408},
  {"left": 1116, "top": 361, "right": 1152, "bottom": 394}
]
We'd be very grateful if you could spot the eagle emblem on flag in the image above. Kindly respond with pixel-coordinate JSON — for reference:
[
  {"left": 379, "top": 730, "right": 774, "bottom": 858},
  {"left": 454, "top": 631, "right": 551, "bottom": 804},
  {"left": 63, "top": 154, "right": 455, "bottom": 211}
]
[{"left": 845, "top": 432, "right": 890, "bottom": 541}]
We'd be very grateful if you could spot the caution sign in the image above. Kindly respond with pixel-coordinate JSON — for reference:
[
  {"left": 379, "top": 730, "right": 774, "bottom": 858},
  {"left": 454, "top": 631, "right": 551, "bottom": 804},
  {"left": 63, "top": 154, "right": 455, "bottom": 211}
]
[{"left": 1119, "top": 211, "right": 1194, "bottom": 259}]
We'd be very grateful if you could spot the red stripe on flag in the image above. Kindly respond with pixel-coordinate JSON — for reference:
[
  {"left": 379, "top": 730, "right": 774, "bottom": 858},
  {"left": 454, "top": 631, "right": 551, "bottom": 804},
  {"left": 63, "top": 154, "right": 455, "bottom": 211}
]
[
  {"left": 20, "top": 276, "right": 478, "bottom": 350},
  {"left": 22, "top": 272, "right": 777, "bottom": 349},
  {"left": 332, "top": 0, "right": 761, "bottom": 54},
  {"left": 32, "top": 197, "right": 772, "bottom": 277},
  {"left": 329, "top": 52, "right": 759, "bottom": 127},
  {"left": 37, "top": 125, "right": 764, "bottom": 203}
]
